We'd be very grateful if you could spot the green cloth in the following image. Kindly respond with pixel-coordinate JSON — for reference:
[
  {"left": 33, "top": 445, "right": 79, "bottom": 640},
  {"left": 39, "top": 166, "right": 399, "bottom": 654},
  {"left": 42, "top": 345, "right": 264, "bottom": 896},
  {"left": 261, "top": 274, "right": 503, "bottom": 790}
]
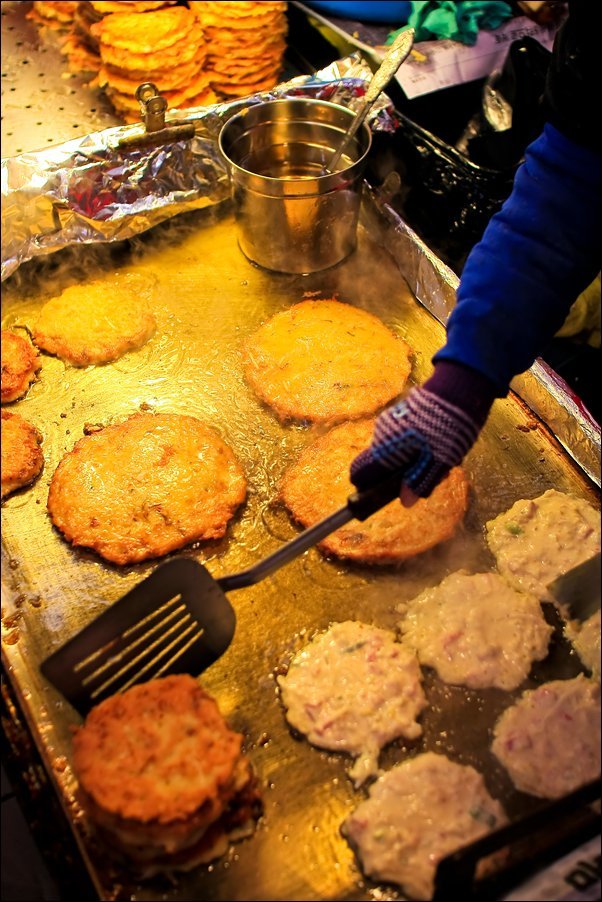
[{"left": 387, "top": 1, "right": 513, "bottom": 46}]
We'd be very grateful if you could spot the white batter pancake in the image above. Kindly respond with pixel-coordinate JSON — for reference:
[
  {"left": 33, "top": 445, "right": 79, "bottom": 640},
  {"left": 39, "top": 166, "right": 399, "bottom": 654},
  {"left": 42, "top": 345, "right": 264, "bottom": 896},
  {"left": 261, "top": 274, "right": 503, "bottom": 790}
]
[
  {"left": 277, "top": 620, "right": 426, "bottom": 786},
  {"left": 485, "top": 490, "right": 600, "bottom": 598},
  {"left": 491, "top": 674, "right": 601, "bottom": 799},
  {"left": 565, "top": 610, "right": 601, "bottom": 681},
  {"left": 342, "top": 752, "right": 507, "bottom": 901},
  {"left": 398, "top": 571, "right": 553, "bottom": 690}
]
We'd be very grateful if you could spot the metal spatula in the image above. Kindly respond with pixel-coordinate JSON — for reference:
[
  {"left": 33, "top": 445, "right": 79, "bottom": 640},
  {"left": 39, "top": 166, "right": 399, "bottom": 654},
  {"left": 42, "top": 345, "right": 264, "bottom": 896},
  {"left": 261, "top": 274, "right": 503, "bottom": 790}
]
[
  {"left": 546, "top": 552, "right": 601, "bottom": 623},
  {"left": 41, "top": 474, "right": 404, "bottom": 713}
]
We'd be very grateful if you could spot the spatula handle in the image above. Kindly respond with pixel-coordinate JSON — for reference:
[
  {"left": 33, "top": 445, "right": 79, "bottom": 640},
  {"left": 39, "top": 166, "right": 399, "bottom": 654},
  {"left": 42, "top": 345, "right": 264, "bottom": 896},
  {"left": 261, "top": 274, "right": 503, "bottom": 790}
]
[
  {"left": 327, "top": 28, "right": 414, "bottom": 172},
  {"left": 218, "top": 472, "right": 404, "bottom": 592}
]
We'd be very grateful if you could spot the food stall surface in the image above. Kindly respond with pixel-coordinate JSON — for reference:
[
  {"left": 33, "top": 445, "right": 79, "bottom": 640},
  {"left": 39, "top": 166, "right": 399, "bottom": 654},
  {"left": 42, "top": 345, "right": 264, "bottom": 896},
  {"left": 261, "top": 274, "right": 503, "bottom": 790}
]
[{"left": 2, "top": 4, "right": 600, "bottom": 902}]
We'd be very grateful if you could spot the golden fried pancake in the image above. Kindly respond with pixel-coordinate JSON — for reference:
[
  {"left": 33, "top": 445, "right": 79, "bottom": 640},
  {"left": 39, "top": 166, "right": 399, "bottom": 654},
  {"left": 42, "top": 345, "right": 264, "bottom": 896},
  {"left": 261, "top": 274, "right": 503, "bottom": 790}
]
[
  {"left": 33, "top": 272, "right": 156, "bottom": 366},
  {"left": 73, "top": 676, "right": 244, "bottom": 824},
  {"left": 62, "top": 34, "right": 102, "bottom": 75},
  {"left": 99, "top": 54, "right": 209, "bottom": 95},
  {"left": 72, "top": 675, "right": 262, "bottom": 874},
  {"left": 1, "top": 330, "right": 41, "bottom": 403},
  {"left": 28, "top": 1, "right": 78, "bottom": 28},
  {"left": 280, "top": 419, "right": 469, "bottom": 564},
  {"left": 91, "top": 6, "right": 197, "bottom": 52},
  {"left": 192, "top": 1, "right": 287, "bottom": 26},
  {"left": 90, "top": 1, "right": 177, "bottom": 12},
  {"left": 1, "top": 410, "right": 44, "bottom": 499},
  {"left": 48, "top": 413, "right": 246, "bottom": 565},
  {"left": 213, "top": 74, "right": 281, "bottom": 97},
  {"left": 98, "top": 22, "right": 206, "bottom": 70},
  {"left": 244, "top": 300, "right": 412, "bottom": 424}
]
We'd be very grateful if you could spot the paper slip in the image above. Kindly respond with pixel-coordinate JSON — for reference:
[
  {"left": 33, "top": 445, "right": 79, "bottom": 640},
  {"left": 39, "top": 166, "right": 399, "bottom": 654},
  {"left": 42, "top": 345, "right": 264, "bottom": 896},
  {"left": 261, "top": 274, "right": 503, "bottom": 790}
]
[
  {"left": 501, "top": 835, "right": 601, "bottom": 902},
  {"left": 395, "top": 17, "right": 559, "bottom": 99}
]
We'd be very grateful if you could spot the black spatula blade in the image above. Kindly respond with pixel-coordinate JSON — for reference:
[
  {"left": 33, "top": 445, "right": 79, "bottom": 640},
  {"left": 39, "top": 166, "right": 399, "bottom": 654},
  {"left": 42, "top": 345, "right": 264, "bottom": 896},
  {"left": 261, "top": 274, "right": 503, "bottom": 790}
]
[{"left": 41, "top": 558, "right": 235, "bottom": 715}]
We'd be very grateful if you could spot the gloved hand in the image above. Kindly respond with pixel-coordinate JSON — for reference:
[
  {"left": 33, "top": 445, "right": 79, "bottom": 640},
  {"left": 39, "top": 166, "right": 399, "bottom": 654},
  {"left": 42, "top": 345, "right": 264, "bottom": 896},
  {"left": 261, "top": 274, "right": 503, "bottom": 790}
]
[{"left": 350, "top": 361, "right": 496, "bottom": 500}]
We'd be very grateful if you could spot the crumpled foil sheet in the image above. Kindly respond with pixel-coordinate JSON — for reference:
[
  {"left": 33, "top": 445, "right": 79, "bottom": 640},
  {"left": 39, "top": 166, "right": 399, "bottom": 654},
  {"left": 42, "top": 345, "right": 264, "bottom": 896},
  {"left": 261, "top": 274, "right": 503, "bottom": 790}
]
[{"left": 1, "top": 54, "right": 398, "bottom": 282}]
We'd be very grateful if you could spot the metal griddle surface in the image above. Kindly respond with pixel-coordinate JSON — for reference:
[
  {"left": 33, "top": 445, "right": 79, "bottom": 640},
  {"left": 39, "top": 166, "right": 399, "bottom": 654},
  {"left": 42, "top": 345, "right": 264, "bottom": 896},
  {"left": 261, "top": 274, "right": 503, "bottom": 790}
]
[{"left": 1, "top": 200, "right": 599, "bottom": 902}]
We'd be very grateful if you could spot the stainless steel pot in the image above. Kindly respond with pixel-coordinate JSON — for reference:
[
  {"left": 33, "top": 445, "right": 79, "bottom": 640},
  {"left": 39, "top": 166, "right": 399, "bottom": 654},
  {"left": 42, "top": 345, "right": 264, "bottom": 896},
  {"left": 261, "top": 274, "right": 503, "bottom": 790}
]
[{"left": 218, "top": 98, "right": 372, "bottom": 274}]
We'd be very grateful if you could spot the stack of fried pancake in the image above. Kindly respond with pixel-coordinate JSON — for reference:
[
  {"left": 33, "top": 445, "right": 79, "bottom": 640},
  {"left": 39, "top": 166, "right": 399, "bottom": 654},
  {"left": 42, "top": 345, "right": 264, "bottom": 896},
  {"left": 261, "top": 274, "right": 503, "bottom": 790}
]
[
  {"left": 91, "top": 4, "right": 215, "bottom": 121},
  {"left": 72, "top": 675, "right": 262, "bottom": 875},
  {"left": 189, "top": 1, "right": 288, "bottom": 99},
  {"left": 61, "top": 1, "right": 104, "bottom": 76},
  {"left": 63, "top": 3, "right": 181, "bottom": 78},
  {"left": 28, "top": 1, "right": 78, "bottom": 31}
]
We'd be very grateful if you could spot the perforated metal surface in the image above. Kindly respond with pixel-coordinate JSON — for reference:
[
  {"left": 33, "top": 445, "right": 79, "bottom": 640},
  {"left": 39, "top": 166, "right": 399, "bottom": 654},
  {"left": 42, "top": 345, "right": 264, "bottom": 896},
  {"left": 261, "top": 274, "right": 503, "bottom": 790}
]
[{"left": 1, "top": 0, "right": 118, "bottom": 158}]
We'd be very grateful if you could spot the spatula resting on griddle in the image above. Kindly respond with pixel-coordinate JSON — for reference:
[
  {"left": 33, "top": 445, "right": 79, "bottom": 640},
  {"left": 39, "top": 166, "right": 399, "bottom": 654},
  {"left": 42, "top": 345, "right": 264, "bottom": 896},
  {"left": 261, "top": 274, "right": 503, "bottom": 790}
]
[{"left": 41, "top": 474, "right": 403, "bottom": 713}]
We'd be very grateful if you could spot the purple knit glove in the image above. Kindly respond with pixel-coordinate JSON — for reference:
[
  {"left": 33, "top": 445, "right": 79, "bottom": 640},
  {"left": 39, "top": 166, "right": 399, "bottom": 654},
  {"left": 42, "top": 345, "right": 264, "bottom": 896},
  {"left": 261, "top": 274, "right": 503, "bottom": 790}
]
[{"left": 350, "top": 386, "right": 483, "bottom": 498}]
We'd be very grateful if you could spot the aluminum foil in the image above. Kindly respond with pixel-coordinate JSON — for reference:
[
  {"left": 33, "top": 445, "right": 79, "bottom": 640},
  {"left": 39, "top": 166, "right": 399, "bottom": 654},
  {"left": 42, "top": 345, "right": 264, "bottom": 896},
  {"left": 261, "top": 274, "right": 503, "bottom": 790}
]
[{"left": 1, "top": 54, "right": 397, "bottom": 282}]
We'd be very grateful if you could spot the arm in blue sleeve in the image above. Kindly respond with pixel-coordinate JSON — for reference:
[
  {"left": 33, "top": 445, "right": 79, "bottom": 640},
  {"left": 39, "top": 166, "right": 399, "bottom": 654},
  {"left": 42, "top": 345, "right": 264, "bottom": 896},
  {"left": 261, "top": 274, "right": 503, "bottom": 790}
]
[{"left": 433, "top": 123, "right": 601, "bottom": 396}]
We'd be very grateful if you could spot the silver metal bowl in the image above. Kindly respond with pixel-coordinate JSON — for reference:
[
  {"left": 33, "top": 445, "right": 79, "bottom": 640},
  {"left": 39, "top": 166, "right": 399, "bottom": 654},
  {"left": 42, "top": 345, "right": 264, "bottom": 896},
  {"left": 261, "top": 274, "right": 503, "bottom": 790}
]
[{"left": 218, "top": 98, "right": 372, "bottom": 274}]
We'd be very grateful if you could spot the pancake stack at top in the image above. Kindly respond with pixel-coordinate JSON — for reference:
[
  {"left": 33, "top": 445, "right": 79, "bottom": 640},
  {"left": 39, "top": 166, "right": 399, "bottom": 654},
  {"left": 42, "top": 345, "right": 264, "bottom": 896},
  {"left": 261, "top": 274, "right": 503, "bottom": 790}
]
[
  {"left": 61, "top": 1, "right": 104, "bottom": 76},
  {"left": 31, "top": 0, "right": 289, "bottom": 122},
  {"left": 91, "top": 5, "right": 216, "bottom": 122},
  {"left": 61, "top": 1, "right": 180, "bottom": 81},
  {"left": 189, "top": 1, "right": 288, "bottom": 99},
  {"left": 28, "top": 1, "right": 79, "bottom": 31}
]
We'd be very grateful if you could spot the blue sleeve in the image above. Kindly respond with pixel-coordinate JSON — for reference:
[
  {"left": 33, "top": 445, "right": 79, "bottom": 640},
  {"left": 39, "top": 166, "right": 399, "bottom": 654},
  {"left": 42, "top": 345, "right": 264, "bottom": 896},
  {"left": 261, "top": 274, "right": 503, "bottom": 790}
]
[{"left": 433, "top": 123, "right": 601, "bottom": 396}]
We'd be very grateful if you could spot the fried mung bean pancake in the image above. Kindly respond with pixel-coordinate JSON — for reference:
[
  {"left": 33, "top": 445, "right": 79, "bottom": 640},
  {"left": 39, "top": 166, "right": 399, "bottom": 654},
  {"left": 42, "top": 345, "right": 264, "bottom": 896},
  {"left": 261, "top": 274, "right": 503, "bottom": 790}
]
[
  {"left": 1, "top": 410, "right": 44, "bottom": 499},
  {"left": 280, "top": 419, "right": 469, "bottom": 564},
  {"left": 91, "top": 6, "right": 196, "bottom": 52},
  {"left": 191, "top": 0, "right": 286, "bottom": 99},
  {"left": 33, "top": 272, "right": 156, "bottom": 366},
  {"left": 244, "top": 300, "right": 412, "bottom": 424},
  {"left": 47, "top": 412, "right": 246, "bottom": 564},
  {"left": 28, "top": 1, "right": 78, "bottom": 29},
  {"left": 1, "top": 330, "right": 41, "bottom": 403},
  {"left": 90, "top": 1, "right": 177, "bottom": 12},
  {"left": 73, "top": 676, "right": 244, "bottom": 824}
]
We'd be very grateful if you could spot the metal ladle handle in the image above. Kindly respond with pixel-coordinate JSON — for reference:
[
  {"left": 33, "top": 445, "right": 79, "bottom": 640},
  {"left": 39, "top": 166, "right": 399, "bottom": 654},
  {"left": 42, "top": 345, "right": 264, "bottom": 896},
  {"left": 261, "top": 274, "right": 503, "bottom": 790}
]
[{"left": 326, "top": 28, "right": 415, "bottom": 173}]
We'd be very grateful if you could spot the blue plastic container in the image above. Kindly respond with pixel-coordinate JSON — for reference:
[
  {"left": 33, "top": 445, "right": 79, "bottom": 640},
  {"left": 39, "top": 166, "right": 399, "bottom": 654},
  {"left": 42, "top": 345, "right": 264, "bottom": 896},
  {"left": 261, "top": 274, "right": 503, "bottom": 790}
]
[{"left": 303, "top": 1, "right": 411, "bottom": 25}]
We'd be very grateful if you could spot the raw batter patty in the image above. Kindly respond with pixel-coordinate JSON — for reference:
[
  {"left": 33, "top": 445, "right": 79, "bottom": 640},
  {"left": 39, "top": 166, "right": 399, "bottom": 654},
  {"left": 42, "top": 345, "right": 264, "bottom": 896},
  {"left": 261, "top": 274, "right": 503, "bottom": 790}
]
[
  {"left": 342, "top": 752, "right": 507, "bottom": 901},
  {"left": 1, "top": 330, "right": 41, "bottom": 402},
  {"left": 485, "top": 489, "right": 600, "bottom": 598},
  {"left": 277, "top": 620, "right": 426, "bottom": 786},
  {"left": 1, "top": 410, "right": 44, "bottom": 499},
  {"left": 47, "top": 412, "right": 246, "bottom": 564},
  {"left": 280, "top": 419, "right": 469, "bottom": 563},
  {"left": 565, "top": 610, "right": 600, "bottom": 681},
  {"left": 398, "top": 571, "right": 553, "bottom": 690},
  {"left": 33, "top": 271, "right": 156, "bottom": 365},
  {"left": 243, "top": 299, "right": 412, "bottom": 423},
  {"left": 491, "top": 674, "right": 601, "bottom": 799}
]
